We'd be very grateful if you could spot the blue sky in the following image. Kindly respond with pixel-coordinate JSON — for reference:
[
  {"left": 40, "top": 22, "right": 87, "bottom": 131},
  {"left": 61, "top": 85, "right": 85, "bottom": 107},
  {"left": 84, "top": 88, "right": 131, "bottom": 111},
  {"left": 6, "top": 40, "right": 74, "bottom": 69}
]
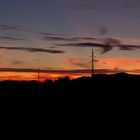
[{"left": 1, "top": 0, "right": 140, "bottom": 36}]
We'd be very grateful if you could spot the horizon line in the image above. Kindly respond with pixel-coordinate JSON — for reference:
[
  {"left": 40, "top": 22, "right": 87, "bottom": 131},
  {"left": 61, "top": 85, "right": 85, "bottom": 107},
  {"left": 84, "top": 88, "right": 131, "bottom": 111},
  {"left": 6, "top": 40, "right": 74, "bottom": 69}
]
[{"left": 0, "top": 67, "right": 136, "bottom": 74}]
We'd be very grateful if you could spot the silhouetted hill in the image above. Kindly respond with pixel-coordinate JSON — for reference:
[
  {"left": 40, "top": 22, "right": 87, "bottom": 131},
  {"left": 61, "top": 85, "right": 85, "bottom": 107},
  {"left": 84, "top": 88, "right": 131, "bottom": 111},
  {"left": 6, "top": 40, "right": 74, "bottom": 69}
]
[{"left": 0, "top": 73, "right": 139, "bottom": 97}]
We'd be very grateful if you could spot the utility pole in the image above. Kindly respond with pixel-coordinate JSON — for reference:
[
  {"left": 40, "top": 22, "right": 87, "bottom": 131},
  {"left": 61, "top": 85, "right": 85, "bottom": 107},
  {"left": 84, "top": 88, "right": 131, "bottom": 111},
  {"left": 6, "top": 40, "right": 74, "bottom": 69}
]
[
  {"left": 91, "top": 49, "right": 95, "bottom": 77},
  {"left": 38, "top": 67, "right": 40, "bottom": 82}
]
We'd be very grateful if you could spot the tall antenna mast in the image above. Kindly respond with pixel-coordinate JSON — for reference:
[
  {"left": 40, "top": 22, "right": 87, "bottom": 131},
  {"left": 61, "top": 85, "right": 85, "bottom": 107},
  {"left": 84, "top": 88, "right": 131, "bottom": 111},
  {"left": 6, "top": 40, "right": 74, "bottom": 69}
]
[
  {"left": 38, "top": 67, "right": 40, "bottom": 82},
  {"left": 91, "top": 49, "right": 95, "bottom": 77}
]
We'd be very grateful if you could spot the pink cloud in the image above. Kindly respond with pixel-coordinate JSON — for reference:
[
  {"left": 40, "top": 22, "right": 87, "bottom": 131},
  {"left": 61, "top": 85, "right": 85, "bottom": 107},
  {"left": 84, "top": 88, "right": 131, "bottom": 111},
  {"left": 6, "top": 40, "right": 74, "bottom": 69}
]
[
  {"left": 98, "top": 58, "right": 140, "bottom": 69},
  {"left": 64, "top": 57, "right": 140, "bottom": 71},
  {"left": 64, "top": 58, "right": 89, "bottom": 69}
]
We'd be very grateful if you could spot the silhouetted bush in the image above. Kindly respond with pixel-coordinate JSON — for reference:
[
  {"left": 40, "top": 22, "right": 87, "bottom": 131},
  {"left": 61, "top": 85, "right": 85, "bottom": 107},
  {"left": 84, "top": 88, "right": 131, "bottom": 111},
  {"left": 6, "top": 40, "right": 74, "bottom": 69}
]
[{"left": 0, "top": 73, "right": 139, "bottom": 97}]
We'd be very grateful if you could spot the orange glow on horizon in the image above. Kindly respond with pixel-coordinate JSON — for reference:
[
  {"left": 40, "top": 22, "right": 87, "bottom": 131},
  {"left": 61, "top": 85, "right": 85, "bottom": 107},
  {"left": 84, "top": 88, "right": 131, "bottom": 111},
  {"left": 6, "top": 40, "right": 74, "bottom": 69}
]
[
  {"left": 96, "top": 58, "right": 140, "bottom": 70},
  {"left": 0, "top": 70, "right": 140, "bottom": 82},
  {"left": 1, "top": 57, "right": 140, "bottom": 81},
  {"left": 0, "top": 72, "right": 91, "bottom": 81}
]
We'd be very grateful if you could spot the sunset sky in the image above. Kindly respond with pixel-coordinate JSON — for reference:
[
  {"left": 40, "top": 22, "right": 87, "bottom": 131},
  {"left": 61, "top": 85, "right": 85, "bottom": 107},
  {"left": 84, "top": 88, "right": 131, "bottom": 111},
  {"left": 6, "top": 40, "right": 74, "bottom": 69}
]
[{"left": 1, "top": 0, "right": 140, "bottom": 81}]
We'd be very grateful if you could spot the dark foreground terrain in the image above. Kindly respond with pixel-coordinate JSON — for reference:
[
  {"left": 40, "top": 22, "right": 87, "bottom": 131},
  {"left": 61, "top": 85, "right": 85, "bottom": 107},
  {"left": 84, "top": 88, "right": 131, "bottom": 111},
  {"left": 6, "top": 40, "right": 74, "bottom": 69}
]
[{"left": 0, "top": 73, "right": 140, "bottom": 97}]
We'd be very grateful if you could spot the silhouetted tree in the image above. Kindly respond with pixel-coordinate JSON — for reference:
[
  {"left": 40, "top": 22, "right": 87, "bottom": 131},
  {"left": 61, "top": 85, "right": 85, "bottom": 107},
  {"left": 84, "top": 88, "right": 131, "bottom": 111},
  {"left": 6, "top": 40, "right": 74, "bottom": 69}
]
[{"left": 0, "top": 73, "right": 139, "bottom": 97}]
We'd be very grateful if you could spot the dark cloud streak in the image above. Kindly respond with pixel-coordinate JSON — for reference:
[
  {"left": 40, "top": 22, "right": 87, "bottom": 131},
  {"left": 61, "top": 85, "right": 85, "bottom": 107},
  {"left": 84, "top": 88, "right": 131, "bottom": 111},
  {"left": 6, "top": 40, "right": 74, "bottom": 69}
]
[
  {"left": 0, "top": 36, "right": 26, "bottom": 41},
  {"left": 0, "top": 46, "right": 65, "bottom": 54},
  {"left": 43, "top": 36, "right": 78, "bottom": 41},
  {"left": 0, "top": 68, "right": 122, "bottom": 74},
  {"left": 119, "top": 44, "right": 140, "bottom": 50},
  {"left": 43, "top": 35, "right": 96, "bottom": 42},
  {"left": 36, "top": 31, "right": 64, "bottom": 36},
  {"left": 57, "top": 37, "right": 140, "bottom": 53},
  {"left": 58, "top": 42, "right": 113, "bottom": 53}
]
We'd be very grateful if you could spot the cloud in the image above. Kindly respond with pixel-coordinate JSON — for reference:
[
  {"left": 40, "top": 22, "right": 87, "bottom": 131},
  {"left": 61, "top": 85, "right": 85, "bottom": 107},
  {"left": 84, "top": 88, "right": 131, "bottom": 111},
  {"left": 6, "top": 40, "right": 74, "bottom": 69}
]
[
  {"left": 58, "top": 42, "right": 113, "bottom": 53},
  {"left": 1, "top": 24, "right": 140, "bottom": 54},
  {"left": 35, "top": 31, "right": 65, "bottom": 36},
  {"left": 64, "top": 57, "right": 140, "bottom": 71},
  {"left": 77, "top": 37, "right": 96, "bottom": 41},
  {"left": 25, "top": 30, "right": 54, "bottom": 36},
  {"left": 0, "top": 67, "right": 121, "bottom": 81},
  {"left": 0, "top": 46, "right": 65, "bottom": 54},
  {"left": 64, "top": 58, "right": 89, "bottom": 69},
  {"left": 0, "top": 75, "right": 24, "bottom": 80},
  {"left": 58, "top": 37, "right": 140, "bottom": 53},
  {"left": 2, "top": 67, "right": 140, "bottom": 80},
  {"left": 103, "top": 37, "right": 121, "bottom": 45},
  {"left": 98, "top": 58, "right": 140, "bottom": 69},
  {"left": 0, "top": 24, "right": 20, "bottom": 30},
  {"left": 119, "top": 44, "right": 140, "bottom": 50},
  {"left": 38, "top": 28, "right": 97, "bottom": 42},
  {"left": 0, "top": 68, "right": 39, "bottom": 73},
  {"left": 43, "top": 35, "right": 97, "bottom": 42},
  {"left": 43, "top": 36, "right": 78, "bottom": 41},
  {"left": 0, "top": 67, "right": 121, "bottom": 74},
  {"left": 29, "top": 29, "right": 96, "bottom": 42},
  {"left": 0, "top": 36, "right": 26, "bottom": 41},
  {"left": 128, "top": 69, "right": 140, "bottom": 73}
]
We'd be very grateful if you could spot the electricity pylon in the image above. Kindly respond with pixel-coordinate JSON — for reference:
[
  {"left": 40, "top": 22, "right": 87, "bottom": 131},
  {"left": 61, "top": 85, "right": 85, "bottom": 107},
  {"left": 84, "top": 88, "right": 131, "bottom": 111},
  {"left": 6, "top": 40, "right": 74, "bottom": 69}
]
[
  {"left": 38, "top": 67, "right": 40, "bottom": 82},
  {"left": 91, "top": 49, "right": 95, "bottom": 77}
]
